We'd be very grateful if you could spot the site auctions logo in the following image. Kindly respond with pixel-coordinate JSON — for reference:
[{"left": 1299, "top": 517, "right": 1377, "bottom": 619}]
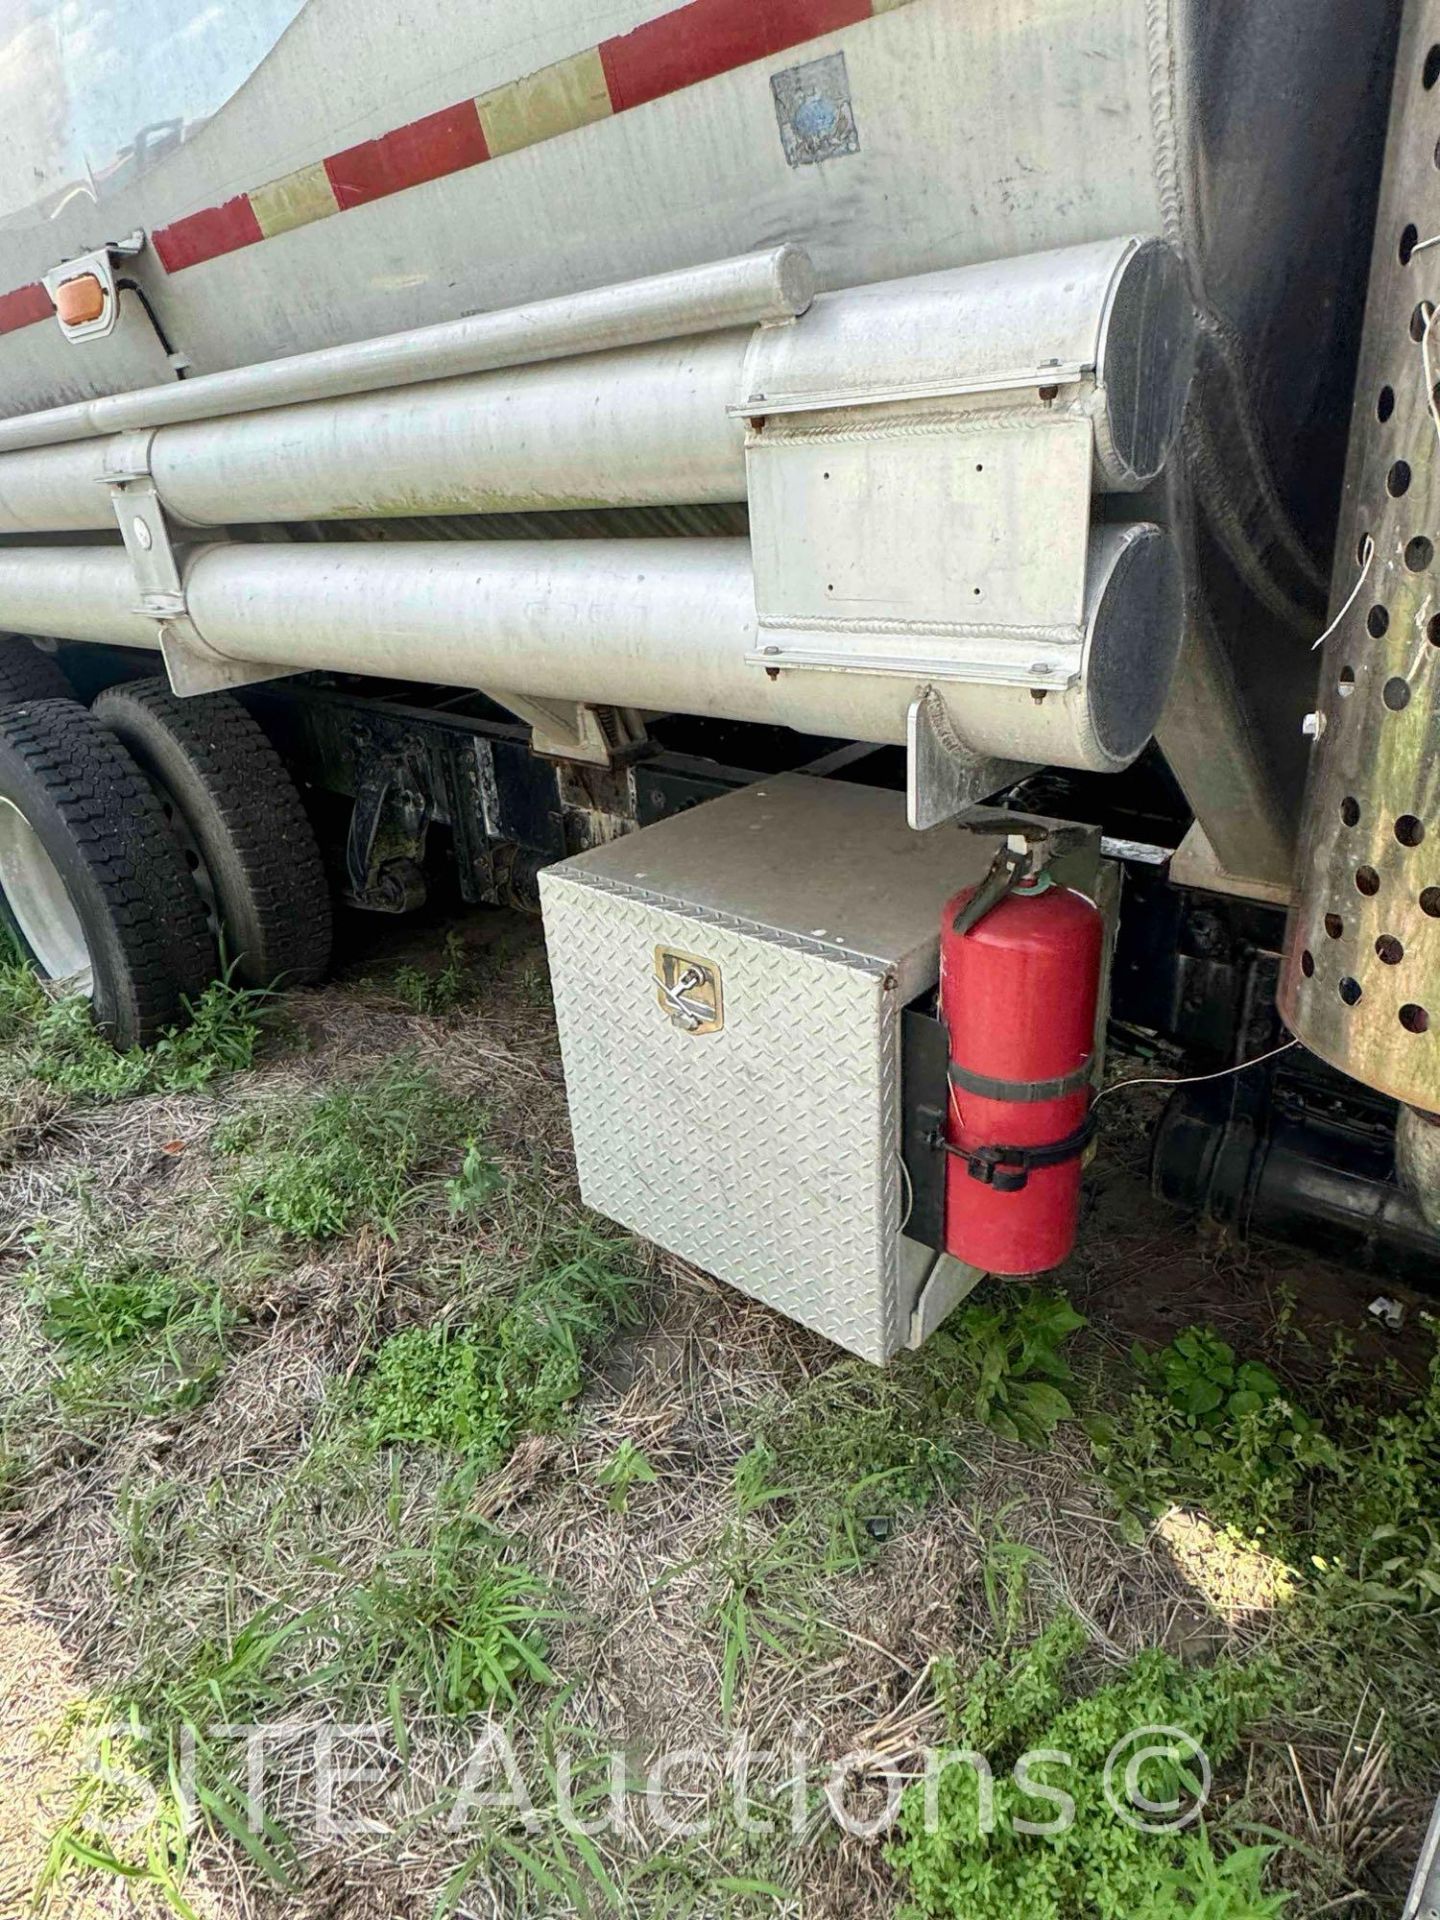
[
  {"left": 75, "top": 1718, "right": 1214, "bottom": 1846},
  {"left": 1103, "top": 1725, "right": 1212, "bottom": 1834}
]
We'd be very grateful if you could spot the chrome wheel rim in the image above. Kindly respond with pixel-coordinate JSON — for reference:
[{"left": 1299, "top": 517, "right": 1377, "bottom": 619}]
[{"left": 0, "top": 797, "right": 92, "bottom": 994}]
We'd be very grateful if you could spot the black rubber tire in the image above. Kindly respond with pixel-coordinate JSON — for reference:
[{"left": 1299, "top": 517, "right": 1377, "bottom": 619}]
[
  {"left": 0, "top": 699, "right": 217, "bottom": 1047},
  {"left": 0, "top": 637, "right": 71, "bottom": 707},
  {"left": 92, "top": 678, "right": 332, "bottom": 988}
]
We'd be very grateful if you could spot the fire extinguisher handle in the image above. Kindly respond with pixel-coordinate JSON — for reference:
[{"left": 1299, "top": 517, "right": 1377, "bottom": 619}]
[
  {"left": 951, "top": 843, "right": 1029, "bottom": 935},
  {"left": 951, "top": 815, "right": 1095, "bottom": 935}
]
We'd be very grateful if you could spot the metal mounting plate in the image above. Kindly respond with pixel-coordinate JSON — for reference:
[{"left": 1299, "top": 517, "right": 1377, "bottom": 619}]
[
  {"left": 905, "top": 688, "right": 1031, "bottom": 830},
  {"left": 104, "top": 435, "right": 297, "bottom": 697},
  {"left": 747, "top": 405, "right": 1092, "bottom": 684}
]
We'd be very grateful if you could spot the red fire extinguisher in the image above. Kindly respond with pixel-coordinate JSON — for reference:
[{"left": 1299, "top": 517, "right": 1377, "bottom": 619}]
[{"left": 939, "top": 851, "right": 1104, "bottom": 1276}]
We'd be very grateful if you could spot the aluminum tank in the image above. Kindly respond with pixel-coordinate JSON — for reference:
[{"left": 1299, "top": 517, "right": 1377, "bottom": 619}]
[{"left": 0, "top": 0, "right": 1401, "bottom": 875}]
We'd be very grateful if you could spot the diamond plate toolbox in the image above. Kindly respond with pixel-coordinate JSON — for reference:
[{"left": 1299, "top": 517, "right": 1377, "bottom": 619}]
[{"left": 539, "top": 775, "right": 995, "bottom": 1361}]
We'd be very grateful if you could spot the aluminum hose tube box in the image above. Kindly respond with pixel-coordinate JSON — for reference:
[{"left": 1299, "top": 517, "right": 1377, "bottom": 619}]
[{"left": 540, "top": 774, "right": 1006, "bottom": 1361}]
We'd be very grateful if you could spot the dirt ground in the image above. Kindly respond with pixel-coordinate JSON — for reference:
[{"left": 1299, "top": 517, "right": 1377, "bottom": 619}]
[{"left": 0, "top": 905, "right": 1432, "bottom": 1920}]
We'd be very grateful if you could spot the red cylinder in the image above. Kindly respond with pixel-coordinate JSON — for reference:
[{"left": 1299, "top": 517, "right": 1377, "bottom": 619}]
[{"left": 939, "top": 876, "right": 1104, "bottom": 1276}]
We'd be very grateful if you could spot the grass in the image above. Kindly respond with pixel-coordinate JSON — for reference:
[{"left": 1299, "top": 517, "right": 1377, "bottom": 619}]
[
  {"left": 115, "top": 1496, "right": 557, "bottom": 1734},
  {"left": 701, "top": 1443, "right": 853, "bottom": 1721},
  {"left": 18, "top": 1231, "right": 239, "bottom": 1432},
  {"left": 593, "top": 1436, "right": 657, "bottom": 1512},
  {"left": 446, "top": 1137, "right": 505, "bottom": 1216},
  {"left": 86, "top": 1492, "right": 559, "bottom": 1899},
  {"left": 1089, "top": 1319, "right": 1440, "bottom": 1777},
  {"left": 358, "top": 1222, "right": 647, "bottom": 1463},
  {"left": 389, "top": 930, "right": 484, "bottom": 1016},
  {"left": 37, "top": 1707, "right": 200, "bottom": 1920},
  {"left": 431, "top": 1699, "right": 794, "bottom": 1919},
  {"left": 340, "top": 1515, "right": 558, "bottom": 1715},
  {"left": 0, "top": 952, "right": 657, "bottom": 1910},
  {"left": 757, "top": 1290, "right": 1086, "bottom": 1555},
  {"left": 38, "top": 1253, "right": 184, "bottom": 1355},
  {"left": 0, "top": 936, "right": 268, "bottom": 1103},
  {"left": 1, "top": 930, "right": 1433, "bottom": 1920},
  {"left": 218, "top": 1059, "right": 482, "bottom": 1240}
]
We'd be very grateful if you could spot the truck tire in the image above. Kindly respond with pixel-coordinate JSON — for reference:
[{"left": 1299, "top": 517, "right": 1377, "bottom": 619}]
[
  {"left": 0, "top": 699, "right": 217, "bottom": 1047},
  {"left": 0, "top": 637, "right": 70, "bottom": 707},
  {"left": 92, "top": 679, "right": 332, "bottom": 988}
]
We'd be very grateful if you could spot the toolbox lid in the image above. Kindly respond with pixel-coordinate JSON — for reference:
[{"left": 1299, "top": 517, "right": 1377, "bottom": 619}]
[{"left": 543, "top": 773, "right": 997, "bottom": 999}]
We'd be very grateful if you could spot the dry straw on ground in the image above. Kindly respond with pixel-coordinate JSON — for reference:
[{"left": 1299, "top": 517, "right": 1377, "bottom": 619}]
[{"left": 0, "top": 920, "right": 1425, "bottom": 1917}]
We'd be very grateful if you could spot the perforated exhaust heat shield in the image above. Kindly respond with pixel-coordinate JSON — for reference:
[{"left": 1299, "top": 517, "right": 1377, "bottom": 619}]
[{"left": 1279, "top": 5, "right": 1440, "bottom": 1113}]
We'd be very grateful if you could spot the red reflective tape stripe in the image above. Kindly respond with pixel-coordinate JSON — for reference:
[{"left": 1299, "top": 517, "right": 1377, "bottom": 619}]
[
  {"left": 324, "top": 101, "right": 489, "bottom": 211},
  {"left": 153, "top": 195, "right": 264, "bottom": 273},
  {"left": 600, "top": 0, "right": 870, "bottom": 112},
  {"left": 0, "top": 283, "right": 52, "bottom": 335},
  {"left": 601, "top": 0, "right": 773, "bottom": 108},
  {"left": 0, "top": 0, "right": 878, "bottom": 308}
]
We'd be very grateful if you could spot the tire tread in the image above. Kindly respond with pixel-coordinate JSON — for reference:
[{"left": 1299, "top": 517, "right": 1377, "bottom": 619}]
[
  {"left": 0, "top": 638, "right": 71, "bottom": 707},
  {"left": 0, "top": 698, "right": 215, "bottom": 1044},
  {"left": 93, "top": 679, "right": 332, "bottom": 987}
]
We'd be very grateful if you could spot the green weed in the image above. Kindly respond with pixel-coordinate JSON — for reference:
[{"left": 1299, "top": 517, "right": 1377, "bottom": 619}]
[
  {"left": 446, "top": 1138, "right": 504, "bottom": 1217},
  {"left": 97, "top": 1508, "right": 555, "bottom": 1906},
  {"left": 220, "top": 1061, "right": 479, "bottom": 1240},
  {"left": 703, "top": 1444, "right": 849, "bottom": 1720},
  {"left": 435, "top": 1703, "right": 632, "bottom": 1914},
  {"left": 94, "top": 1603, "right": 313, "bottom": 1895},
  {"left": 362, "top": 1322, "right": 508, "bottom": 1454},
  {"left": 1138, "top": 1329, "right": 1285, "bottom": 1424},
  {"left": 130, "top": 1604, "right": 314, "bottom": 1749},
  {"left": 931, "top": 1293, "right": 1086, "bottom": 1445},
  {"left": 515, "top": 956, "right": 552, "bottom": 1008},
  {"left": 147, "top": 977, "right": 270, "bottom": 1089},
  {"left": 360, "top": 1229, "right": 645, "bottom": 1463},
  {"left": 39, "top": 1255, "right": 183, "bottom": 1355},
  {"left": 131, "top": 1520, "right": 552, "bottom": 1727},
  {"left": 0, "top": 943, "right": 267, "bottom": 1101},
  {"left": 1090, "top": 1319, "right": 1440, "bottom": 1773},
  {"left": 975, "top": 1507, "right": 1040, "bottom": 1640},
  {"left": 594, "top": 1437, "right": 657, "bottom": 1512},
  {"left": 24, "top": 1236, "right": 235, "bottom": 1426},
  {"left": 1136, "top": 1842, "right": 1292, "bottom": 1918},
  {"left": 758, "top": 1292, "right": 1086, "bottom": 1555},
  {"left": 391, "top": 930, "right": 475, "bottom": 1015},
  {"left": 38, "top": 1706, "right": 201, "bottom": 1920},
  {"left": 54, "top": 1350, "right": 227, "bottom": 1423},
  {"left": 1085, "top": 1329, "right": 1337, "bottom": 1548},
  {"left": 763, "top": 1355, "right": 962, "bottom": 1512},
  {"left": 434, "top": 1700, "right": 794, "bottom": 1918},
  {"left": 0, "top": 942, "right": 46, "bottom": 1040},
  {"left": 889, "top": 1616, "right": 1285, "bottom": 1919}
]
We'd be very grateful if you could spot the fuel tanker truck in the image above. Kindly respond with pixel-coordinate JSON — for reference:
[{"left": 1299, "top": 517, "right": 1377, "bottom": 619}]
[{"left": 0, "top": 0, "right": 1434, "bottom": 1360}]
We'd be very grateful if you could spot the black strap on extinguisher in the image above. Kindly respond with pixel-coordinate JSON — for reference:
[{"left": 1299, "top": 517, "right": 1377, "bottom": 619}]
[
  {"left": 936, "top": 1109, "right": 1099, "bottom": 1193},
  {"left": 948, "top": 1057, "right": 1094, "bottom": 1103}
]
